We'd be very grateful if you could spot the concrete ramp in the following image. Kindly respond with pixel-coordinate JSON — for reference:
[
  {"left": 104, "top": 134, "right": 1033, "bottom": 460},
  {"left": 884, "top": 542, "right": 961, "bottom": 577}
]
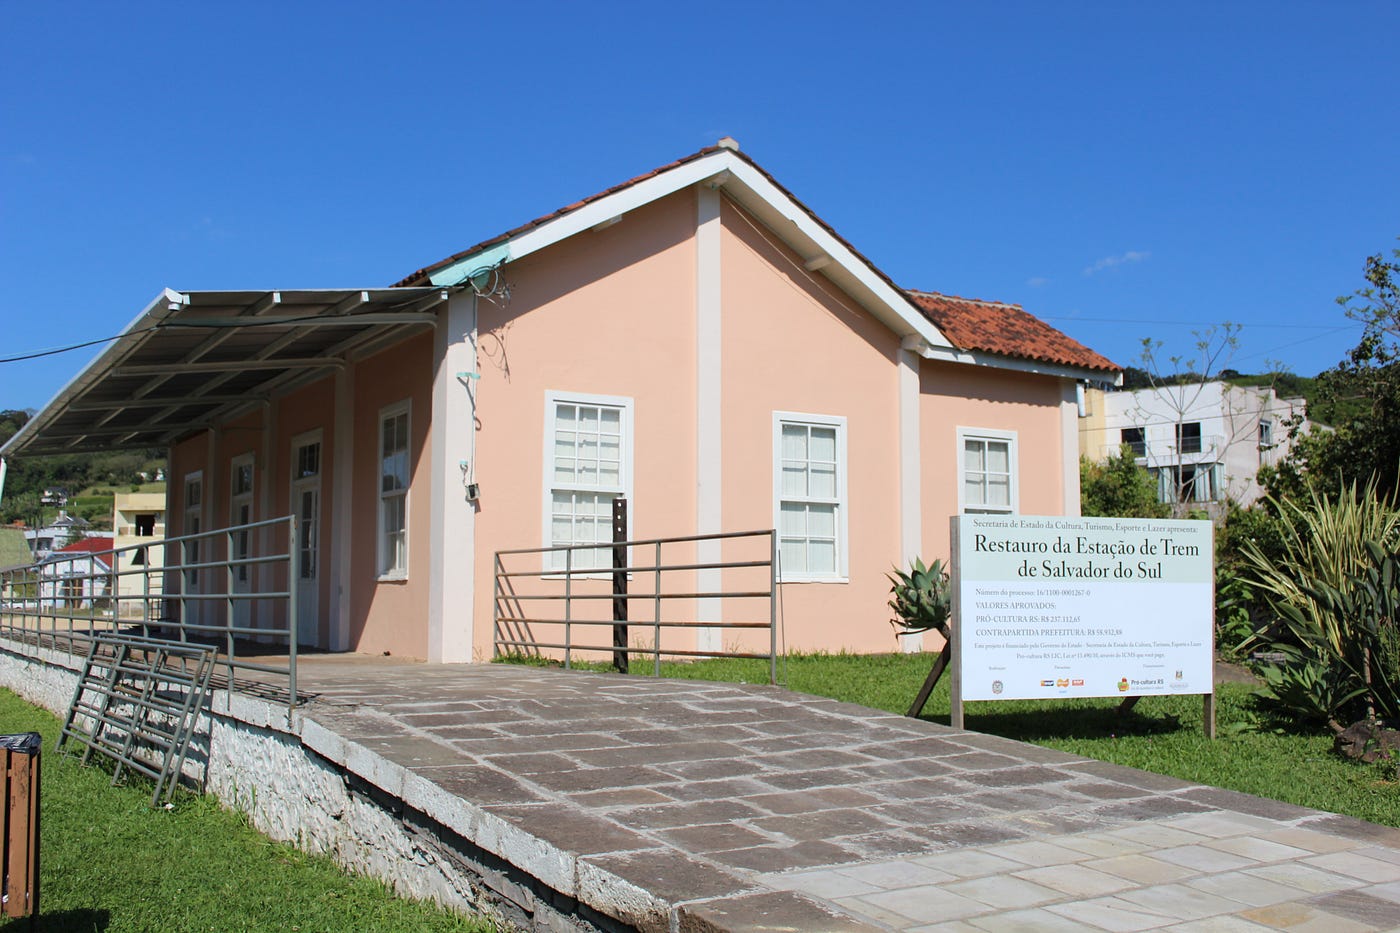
[{"left": 292, "top": 661, "right": 1400, "bottom": 931}]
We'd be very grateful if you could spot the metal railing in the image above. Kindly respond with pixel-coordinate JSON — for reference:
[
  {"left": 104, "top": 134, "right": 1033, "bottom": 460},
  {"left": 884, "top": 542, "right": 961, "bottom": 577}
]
[
  {"left": 0, "top": 515, "right": 300, "bottom": 707},
  {"left": 493, "top": 527, "right": 778, "bottom": 683}
]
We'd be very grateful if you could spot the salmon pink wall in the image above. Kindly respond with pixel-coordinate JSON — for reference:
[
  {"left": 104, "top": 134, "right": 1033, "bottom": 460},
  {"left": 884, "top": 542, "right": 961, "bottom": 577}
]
[
  {"left": 720, "top": 199, "right": 903, "bottom": 654},
  {"left": 468, "top": 191, "right": 700, "bottom": 661},
  {"left": 166, "top": 432, "right": 209, "bottom": 621},
  {"left": 919, "top": 362, "right": 1070, "bottom": 562},
  {"left": 168, "top": 433, "right": 208, "bottom": 534},
  {"left": 349, "top": 333, "right": 434, "bottom": 658}
]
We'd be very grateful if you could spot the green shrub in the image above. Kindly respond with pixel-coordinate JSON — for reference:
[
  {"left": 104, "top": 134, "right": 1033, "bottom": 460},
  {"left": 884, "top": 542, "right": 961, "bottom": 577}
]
[
  {"left": 1256, "top": 645, "right": 1367, "bottom": 730},
  {"left": 1080, "top": 447, "right": 1170, "bottom": 518},
  {"left": 1214, "top": 564, "right": 1260, "bottom": 660}
]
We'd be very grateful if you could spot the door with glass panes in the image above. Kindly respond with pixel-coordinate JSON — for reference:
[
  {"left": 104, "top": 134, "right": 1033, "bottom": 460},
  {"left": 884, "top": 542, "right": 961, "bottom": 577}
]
[
  {"left": 291, "top": 433, "right": 322, "bottom": 646},
  {"left": 229, "top": 456, "right": 255, "bottom": 630}
]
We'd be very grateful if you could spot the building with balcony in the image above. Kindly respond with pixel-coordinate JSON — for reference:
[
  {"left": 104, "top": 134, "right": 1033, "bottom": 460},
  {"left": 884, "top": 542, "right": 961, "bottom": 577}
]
[
  {"left": 1081, "top": 381, "right": 1311, "bottom": 513},
  {"left": 23, "top": 510, "right": 91, "bottom": 560}
]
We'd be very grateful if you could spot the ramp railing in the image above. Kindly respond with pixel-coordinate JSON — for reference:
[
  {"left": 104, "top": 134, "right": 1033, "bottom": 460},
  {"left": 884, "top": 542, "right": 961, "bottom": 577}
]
[
  {"left": 0, "top": 515, "right": 300, "bottom": 707},
  {"left": 493, "top": 517, "right": 778, "bottom": 684}
]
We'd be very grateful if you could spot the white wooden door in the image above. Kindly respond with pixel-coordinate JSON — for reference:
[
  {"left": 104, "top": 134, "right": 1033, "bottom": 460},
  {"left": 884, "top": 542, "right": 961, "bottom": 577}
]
[
  {"left": 291, "top": 436, "right": 322, "bottom": 646},
  {"left": 229, "top": 456, "right": 255, "bottom": 631}
]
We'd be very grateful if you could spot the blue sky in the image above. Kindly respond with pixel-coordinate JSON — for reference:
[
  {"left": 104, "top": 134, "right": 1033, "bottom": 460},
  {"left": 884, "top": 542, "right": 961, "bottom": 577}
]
[{"left": 2, "top": 2, "right": 1397, "bottom": 412}]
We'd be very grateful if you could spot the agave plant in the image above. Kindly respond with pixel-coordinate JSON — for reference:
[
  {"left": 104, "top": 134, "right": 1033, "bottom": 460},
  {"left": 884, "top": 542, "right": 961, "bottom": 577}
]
[{"left": 887, "top": 558, "right": 951, "bottom": 636}]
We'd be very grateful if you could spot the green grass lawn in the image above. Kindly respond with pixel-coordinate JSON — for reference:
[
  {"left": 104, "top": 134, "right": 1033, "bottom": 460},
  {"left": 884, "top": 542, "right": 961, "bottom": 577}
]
[
  {"left": 509, "top": 651, "right": 1400, "bottom": 829},
  {"left": 0, "top": 689, "right": 494, "bottom": 933}
]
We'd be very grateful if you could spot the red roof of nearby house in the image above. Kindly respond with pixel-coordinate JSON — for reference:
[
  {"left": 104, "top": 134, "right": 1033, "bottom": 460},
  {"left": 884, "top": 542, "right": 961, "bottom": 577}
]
[
  {"left": 396, "top": 146, "right": 1120, "bottom": 376},
  {"left": 53, "top": 537, "right": 113, "bottom": 569},
  {"left": 907, "top": 291, "right": 1119, "bottom": 374}
]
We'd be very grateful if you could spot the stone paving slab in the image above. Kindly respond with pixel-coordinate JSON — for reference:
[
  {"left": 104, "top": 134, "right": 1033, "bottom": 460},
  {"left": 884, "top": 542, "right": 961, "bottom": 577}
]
[{"left": 290, "top": 659, "right": 1400, "bottom": 931}]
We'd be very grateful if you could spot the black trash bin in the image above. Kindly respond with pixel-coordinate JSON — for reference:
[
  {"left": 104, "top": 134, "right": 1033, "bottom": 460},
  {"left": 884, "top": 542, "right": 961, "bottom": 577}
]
[{"left": 1, "top": 732, "right": 40, "bottom": 923}]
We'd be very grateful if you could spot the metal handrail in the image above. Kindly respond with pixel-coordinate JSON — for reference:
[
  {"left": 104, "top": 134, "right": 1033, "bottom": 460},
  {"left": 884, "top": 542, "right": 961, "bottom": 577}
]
[
  {"left": 493, "top": 526, "right": 777, "bottom": 682},
  {"left": 495, "top": 527, "right": 772, "bottom": 555},
  {"left": 0, "top": 514, "right": 300, "bottom": 708}
]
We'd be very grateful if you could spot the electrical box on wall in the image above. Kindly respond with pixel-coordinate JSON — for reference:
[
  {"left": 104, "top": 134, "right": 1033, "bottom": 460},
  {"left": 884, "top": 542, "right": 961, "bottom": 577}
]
[{"left": 465, "top": 483, "right": 480, "bottom": 502}]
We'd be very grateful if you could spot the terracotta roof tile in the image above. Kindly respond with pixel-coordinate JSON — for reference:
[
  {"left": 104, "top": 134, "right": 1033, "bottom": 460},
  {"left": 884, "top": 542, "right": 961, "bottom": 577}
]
[
  {"left": 55, "top": 536, "right": 111, "bottom": 553},
  {"left": 53, "top": 536, "right": 113, "bottom": 568},
  {"left": 906, "top": 290, "right": 1120, "bottom": 374}
]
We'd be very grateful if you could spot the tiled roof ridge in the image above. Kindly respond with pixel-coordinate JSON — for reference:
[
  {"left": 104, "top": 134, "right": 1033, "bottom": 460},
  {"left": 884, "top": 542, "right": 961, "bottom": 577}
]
[
  {"left": 55, "top": 536, "right": 112, "bottom": 553},
  {"left": 904, "top": 289, "right": 1023, "bottom": 311}
]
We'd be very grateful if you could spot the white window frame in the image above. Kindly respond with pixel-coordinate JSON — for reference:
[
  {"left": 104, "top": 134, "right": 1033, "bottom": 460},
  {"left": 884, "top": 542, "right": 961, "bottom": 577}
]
[
  {"left": 377, "top": 400, "right": 411, "bottom": 581},
  {"left": 229, "top": 453, "right": 255, "bottom": 584},
  {"left": 957, "top": 427, "right": 1019, "bottom": 514},
  {"left": 541, "top": 391, "right": 634, "bottom": 576},
  {"left": 1157, "top": 463, "right": 1222, "bottom": 504},
  {"left": 773, "top": 411, "right": 849, "bottom": 583},
  {"left": 290, "top": 428, "right": 324, "bottom": 584},
  {"left": 182, "top": 471, "right": 204, "bottom": 587}
]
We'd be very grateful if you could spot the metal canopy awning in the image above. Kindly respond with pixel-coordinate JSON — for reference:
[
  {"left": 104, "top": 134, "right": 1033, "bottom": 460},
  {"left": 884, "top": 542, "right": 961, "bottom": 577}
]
[{"left": 2, "top": 286, "right": 450, "bottom": 458}]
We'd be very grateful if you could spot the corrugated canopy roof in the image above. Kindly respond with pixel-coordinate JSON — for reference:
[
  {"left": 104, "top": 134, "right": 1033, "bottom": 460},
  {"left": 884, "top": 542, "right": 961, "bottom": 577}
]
[{"left": 3, "top": 287, "right": 448, "bottom": 458}]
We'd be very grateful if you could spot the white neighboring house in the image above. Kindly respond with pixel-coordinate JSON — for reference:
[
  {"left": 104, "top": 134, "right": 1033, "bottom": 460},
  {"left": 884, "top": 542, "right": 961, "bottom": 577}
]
[
  {"left": 24, "top": 510, "right": 92, "bottom": 560},
  {"left": 1086, "top": 381, "right": 1312, "bottom": 512},
  {"left": 38, "top": 534, "right": 116, "bottom": 609}
]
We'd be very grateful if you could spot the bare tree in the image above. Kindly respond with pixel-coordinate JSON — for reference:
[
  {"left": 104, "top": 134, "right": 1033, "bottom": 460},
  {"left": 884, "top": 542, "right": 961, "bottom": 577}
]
[{"left": 1128, "top": 323, "right": 1288, "bottom": 517}]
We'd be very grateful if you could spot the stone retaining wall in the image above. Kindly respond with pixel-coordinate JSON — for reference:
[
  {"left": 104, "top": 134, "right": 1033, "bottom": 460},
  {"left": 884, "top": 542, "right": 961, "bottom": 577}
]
[{"left": 0, "top": 641, "right": 632, "bottom": 932}]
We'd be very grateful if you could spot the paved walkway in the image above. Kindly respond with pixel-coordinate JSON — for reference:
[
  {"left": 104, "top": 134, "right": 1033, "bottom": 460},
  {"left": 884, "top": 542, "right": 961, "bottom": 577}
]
[{"left": 293, "top": 658, "right": 1400, "bottom": 931}]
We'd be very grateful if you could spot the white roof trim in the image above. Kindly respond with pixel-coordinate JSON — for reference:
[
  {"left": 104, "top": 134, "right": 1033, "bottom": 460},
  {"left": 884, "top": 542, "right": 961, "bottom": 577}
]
[
  {"left": 433, "top": 149, "right": 956, "bottom": 351},
  {"left": 719, "top": 158, "right": 953, "bottom": 349},
  {"left": 914, "top": 340, "right": 1123, "bottom": 385}
]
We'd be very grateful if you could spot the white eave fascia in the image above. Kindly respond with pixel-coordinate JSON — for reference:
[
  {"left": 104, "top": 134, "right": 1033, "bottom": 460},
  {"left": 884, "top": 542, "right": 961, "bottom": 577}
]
[
  {"left": 426, "top": 155, "right": 737, "bottom": 287},
  {"left": 909, "top": 336, "right": 1123, "bottom": 385},
  {"left": 424, "top": 150, "right": 956, "bottom": 351},
  {"left": 718, "top": 158, "right": 954, "bottom": 350},
  {"left": 0, "top": 288, "right": 190, "bottom": 457}
]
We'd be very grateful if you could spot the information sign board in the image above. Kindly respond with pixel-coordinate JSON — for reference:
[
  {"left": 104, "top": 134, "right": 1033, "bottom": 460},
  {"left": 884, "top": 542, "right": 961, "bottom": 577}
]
[{"left": 951, "top": 514, "right": 1214, "bottom": 729}]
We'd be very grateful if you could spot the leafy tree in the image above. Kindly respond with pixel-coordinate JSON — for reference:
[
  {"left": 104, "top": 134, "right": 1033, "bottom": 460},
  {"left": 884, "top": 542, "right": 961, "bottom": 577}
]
[
  {"left": 0, "top": 406, "right": 162, "bottom": 526},
  {"left": 0, "top": 409, "right": 29, "bottom": 444},
  {"left": 1263, "top": 243, "right": 1400, "bottom": 501},
  {"left": 1080, "top": 447, "right": 1170, "bottom": 518}
]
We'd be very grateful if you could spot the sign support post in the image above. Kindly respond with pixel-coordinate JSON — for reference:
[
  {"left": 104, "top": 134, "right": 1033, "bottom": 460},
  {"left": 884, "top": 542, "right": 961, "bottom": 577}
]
[{"left": 949, "top": 517, "right": 965, "bottom": 730}]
